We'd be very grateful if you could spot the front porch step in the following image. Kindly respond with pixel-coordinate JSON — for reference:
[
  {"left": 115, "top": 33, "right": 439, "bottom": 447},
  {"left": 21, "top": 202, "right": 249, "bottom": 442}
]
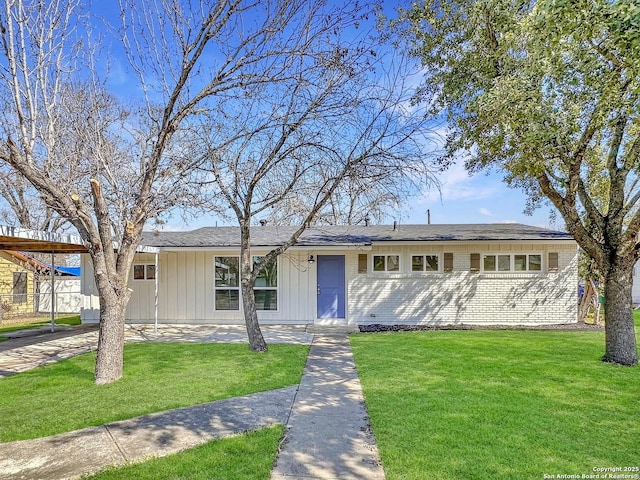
[{"left": 305, "top": 324, "right": 360, "bottom": 334}]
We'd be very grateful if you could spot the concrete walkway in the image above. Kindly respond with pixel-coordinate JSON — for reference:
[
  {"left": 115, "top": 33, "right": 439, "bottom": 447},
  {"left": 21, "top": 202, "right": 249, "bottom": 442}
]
[
  {"left": 0, "top": 326, "right": 99, "bottom": 378},
  {"left": 0, "top": 325, "right": 384, "bottom": 480},
  {"left": 271, "top": 335, "right": 385, "bottom": 480}
]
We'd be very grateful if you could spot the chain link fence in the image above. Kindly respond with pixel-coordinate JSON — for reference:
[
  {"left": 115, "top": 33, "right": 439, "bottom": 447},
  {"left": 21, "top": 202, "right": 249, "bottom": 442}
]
[{"left": 0, "top": 290, "right": 81, "bottom": 327}]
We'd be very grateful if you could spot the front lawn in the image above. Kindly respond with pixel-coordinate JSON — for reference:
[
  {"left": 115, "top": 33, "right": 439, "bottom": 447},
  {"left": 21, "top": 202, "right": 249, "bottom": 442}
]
[
  {"left": 0, "top": 342, "right": 308, "bottom": 441},
  {"left": 351, "top": 330, "right": 640, "bottom": 480},
  {"left": 0, "top": 314, "right": 81, "bottom": 340},
  {"left": 87, "top": 425, "right": 283, "bottom": 480}
]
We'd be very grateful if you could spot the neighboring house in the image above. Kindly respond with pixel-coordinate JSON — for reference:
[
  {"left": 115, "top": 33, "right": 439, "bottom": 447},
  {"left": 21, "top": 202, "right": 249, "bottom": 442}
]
[
  {"left": 0, "top": 251, "right": 38, "bottom": 316},
  {"left": 80, "top": 224, "right": 579, "bottom": 326},
  {"left": 0, "top": 250, "right": 81, "bottom": 318}
]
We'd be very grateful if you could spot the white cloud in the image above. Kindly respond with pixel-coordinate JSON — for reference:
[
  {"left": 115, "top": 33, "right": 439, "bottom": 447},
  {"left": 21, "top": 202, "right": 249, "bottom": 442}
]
[
  {"left": 418, "top": 161, "right": 500, "bottom": 204},
  {"left": 479, "top": 208, "right": 493, "bottom": 217}
]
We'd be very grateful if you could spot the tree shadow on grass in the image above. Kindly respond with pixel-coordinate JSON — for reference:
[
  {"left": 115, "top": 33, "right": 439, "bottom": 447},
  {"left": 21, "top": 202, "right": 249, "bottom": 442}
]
[{"left": 0, "top": 387, "right": 297, "bottom": 479}]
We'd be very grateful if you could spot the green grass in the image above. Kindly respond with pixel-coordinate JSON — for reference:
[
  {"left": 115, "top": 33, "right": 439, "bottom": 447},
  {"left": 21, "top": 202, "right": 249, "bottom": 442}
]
[
  {"left": 634, "top": 309, "right": 640, "bottom": 326},
  {"left": 0, "top": 342, "right": 308, "bottom": 442},
  {"left": 351, "top": 330, "right": 640, "bottom": 480},
  {"left": 0, "top": 314, "right": 81, "bottom": 339},
  {"left": 86, "top": 425, "right": 284, "bottom": 480}
]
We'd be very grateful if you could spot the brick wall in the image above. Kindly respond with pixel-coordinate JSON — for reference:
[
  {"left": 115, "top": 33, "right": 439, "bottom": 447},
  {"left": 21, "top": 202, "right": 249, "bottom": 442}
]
[{"left": 348, "top": 243, "right": 578, "bottom": 325}]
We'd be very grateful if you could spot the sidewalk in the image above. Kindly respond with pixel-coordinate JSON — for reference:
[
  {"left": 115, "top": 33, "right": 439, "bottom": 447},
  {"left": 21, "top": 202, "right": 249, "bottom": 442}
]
[
  {"left": 0, "top": 387, "right": 297, "bottom": 480},
  {"left": 0, "top": 326, "right": 384, "bottom": 480},
  {"left": 271, "top": 335, "right": 384, "bottom": 480}
]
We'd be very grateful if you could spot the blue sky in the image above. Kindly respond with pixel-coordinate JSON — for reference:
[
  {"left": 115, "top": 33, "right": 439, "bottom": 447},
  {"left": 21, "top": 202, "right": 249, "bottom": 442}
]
[
  {"left": 117, "top": 3, "right": 562, "bottom": 233},
  {"left": 407, "top": 163, "right": 560, "bottom": 228},
  {"left": 0, "top": 2, "right": 564, "bottom": 234},
  {"left": 158, "top": 163, "right": 562, "bottom": 231}
]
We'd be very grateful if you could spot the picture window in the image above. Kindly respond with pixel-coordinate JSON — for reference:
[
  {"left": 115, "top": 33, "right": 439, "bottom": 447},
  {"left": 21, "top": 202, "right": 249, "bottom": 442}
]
[
  {"left": 214, "top": 256, "right": 279, "bottom": 311},
  {"left": 253, "top": 256, "right": 278, "bottom": 311},
  {"left": 215, "top": 256, "right": 240, "bottom": 310}
]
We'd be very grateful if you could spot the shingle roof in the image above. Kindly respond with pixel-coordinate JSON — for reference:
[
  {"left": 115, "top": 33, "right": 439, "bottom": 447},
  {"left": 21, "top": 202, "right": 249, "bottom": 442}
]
[{"left": 141, "top": 224, "right": 573, "bottom": 248}]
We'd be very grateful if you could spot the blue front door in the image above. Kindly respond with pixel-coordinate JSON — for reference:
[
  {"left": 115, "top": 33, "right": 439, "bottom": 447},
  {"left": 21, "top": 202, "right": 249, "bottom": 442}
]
[{"left": 317, "top": 255, "right": 345, "bottom": 318}]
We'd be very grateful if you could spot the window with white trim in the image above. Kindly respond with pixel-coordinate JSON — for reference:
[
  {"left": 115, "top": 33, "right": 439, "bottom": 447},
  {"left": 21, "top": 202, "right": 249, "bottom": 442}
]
[
  {"left": 482, "top": 254, "right": 542, "bottom": 272},
  {"left": 133, "top": 264, "right": 156, "bottom": 280},
  {"left": 373, "top": 254, "right": 400, "bottom": 272},
  {"left": 411, "top": 254, "right": 439, "bottom": 272},
  {"left": 253, "top": 256, "right": 278, "bottom": 311},
  {"left": 215, "top": 256, "right": 240, "bottom": 310}
]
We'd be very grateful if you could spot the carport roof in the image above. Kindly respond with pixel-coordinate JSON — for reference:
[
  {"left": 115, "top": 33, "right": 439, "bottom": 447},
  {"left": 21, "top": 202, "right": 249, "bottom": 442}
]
[{"left": 0, "top": 225, "right": 88, "bottom": 253}]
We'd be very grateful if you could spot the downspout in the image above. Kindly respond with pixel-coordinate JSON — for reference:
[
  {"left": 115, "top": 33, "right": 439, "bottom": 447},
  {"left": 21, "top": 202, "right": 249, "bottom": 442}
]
[
  {"left": 50, "top": 251, "right": 55, "bottom": 332},
  {"left": 154, "top": 251, "right": 159, "bottom": 334}
]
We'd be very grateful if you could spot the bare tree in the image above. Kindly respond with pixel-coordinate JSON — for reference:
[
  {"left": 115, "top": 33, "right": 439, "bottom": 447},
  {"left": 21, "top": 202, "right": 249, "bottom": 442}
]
[
  {"left": 1, "top": 0, "right": 382, "bottom": 383},
  {"left": 0, "top": 175, "right": 65, "bottom": 231},
  {"left": 266, "top": 166, "right": 412, "bottom": 226},
  {"left": 198, "top": 37, "right": 437, "bottom": 350}
]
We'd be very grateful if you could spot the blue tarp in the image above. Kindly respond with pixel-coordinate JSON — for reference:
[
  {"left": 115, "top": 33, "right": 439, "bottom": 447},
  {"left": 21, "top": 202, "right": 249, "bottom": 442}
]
[{"left": 53, "top": 265, "right": 80, "bottom": 276}]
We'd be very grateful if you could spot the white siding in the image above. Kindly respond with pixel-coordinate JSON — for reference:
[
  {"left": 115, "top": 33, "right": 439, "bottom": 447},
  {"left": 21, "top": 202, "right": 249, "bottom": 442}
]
[
  {"left": 633, "top": 261, "right": 640, "bottom": 305},
  {"left": 80, "top": 254, "right": 99, "bottom": 323},
  {"left": 81, "top": 241, "right": 578, "bottom": 326},
  {"left": 125, "top": 250, "right": 317, "bottom": 324},
  {"left": 38, "top": 278, "right": 81, "bottom": 313}
]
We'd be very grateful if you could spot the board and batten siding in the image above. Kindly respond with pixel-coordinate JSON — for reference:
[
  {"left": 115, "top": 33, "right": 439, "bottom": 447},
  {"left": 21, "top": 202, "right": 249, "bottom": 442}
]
[
  {"left": 87, "top": 250, "right": 317, "bottom": 324},
  {"left": 348, "top": 243, "right": 578, "bottom": 325}
]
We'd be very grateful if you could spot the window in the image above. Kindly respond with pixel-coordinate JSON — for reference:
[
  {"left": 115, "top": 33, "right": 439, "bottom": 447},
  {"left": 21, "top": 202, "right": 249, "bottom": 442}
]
[
  {"left": 253, "top": 256, "right": 277, "bottom": 310},
  {"left": 411, "top": 254, "right": 439, "bottom": 272},
  {"left": 133, "top": 264, "right": 156, "bottom": 280},
  {"left": 529, "top": 255, "right": 542, "bottom": 271},
  {"left": 483, "top": 254, "right": 511, "bottom": 271},
  {"left": 215, "top": 256, "right": 240, "bottom": 310},
  {"left": 373, "top": 255, "right": 400, "bottom": 272},
  {"left": 13, "top": 272, "right": 27, "bottom": 304},
  {"left": 482, "top": 254, "right": 543, "bottom": 272}
]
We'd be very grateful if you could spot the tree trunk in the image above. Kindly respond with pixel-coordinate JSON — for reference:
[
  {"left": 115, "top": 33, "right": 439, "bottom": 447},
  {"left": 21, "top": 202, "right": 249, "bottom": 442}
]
[
  {"left": 94, "top": 291, "right": 129, "bottom": 384},
  {"left": 90, "top": 244, "right": 134, "bottom": 385},
  {"left": 240, "top": 225, "right": 267, "bottom": 352},
  {"left": 241, "top": 279, "right": 267, "bottom": 352},
  {"left": 578, "top": 281, "right": 594, "bottom": 323},
  {"left": 602, "top": 260, "right": 638, "bottom": 366}
]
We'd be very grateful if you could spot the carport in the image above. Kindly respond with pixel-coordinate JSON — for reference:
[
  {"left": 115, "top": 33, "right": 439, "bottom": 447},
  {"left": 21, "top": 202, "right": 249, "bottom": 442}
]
[{"left": 0, "top": 225, "right": 88, "bottom": 331}]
